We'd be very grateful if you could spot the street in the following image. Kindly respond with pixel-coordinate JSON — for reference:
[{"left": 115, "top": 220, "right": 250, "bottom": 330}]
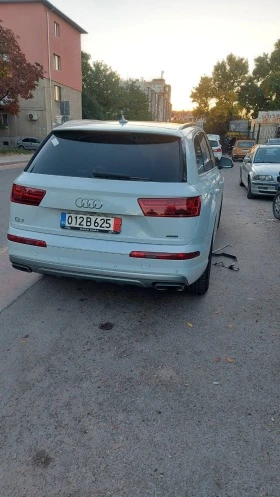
[{"left": 0, "top": 162, "right": 279, "bottom": 497}]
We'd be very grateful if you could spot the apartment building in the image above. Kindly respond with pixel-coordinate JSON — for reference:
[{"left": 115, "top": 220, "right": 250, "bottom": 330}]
[
  {"left": 123, "top": 77, "right": 172, "bottom": 122},
  {"left": 0, "top": 0, "right": 87, "bottom": 146},
  {"left": 148, "top": 79, "right": 172, "bottom": 122}
]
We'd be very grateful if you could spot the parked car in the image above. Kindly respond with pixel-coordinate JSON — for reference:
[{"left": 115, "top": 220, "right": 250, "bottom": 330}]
[
  {"left": 272, "top": 181, "right": 280, "bottom": 219},
  {"left": 266, "top": 138, "right": 280, "bottom": 145},
  {"left": 8, "top": 120, "right": 233, "bottom": 295},
  {"left": 232, "top": 139, "right": 256, "bottom": 161},
  {"left": 17, "top": 137, "right": 41, "bottom": 151},
  {"left": 239, "top": 144, "right": 280, "bottom": 198},
  {"left": 207, "top": 134, "right": 222, "bottom": 161},
  {"left": 207, "top": 133, "right": 220, "bottom": 142}
]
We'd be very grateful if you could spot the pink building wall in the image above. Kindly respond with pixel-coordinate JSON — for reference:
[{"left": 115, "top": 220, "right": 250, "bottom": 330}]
[{"left": 1, "top": 2, "right": 82, "bottom": 91}]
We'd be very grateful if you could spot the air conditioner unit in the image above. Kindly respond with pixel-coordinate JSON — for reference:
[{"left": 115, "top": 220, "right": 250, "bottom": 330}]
[{"left": 27, "top": 112, "right": 38, "bottom": 121}]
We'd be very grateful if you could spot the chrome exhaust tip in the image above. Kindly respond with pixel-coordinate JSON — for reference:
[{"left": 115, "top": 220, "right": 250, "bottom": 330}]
[
  {"left": 12, "top": 264, "right": 32, "bottom": 273},
  {"left": 154, "top": 283, "right": 185, "bottom": 292}
]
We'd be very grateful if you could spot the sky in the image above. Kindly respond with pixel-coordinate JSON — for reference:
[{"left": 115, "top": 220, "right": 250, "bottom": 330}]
[{"left": 53, "top": 0, "right": 280, "bottom": 110}]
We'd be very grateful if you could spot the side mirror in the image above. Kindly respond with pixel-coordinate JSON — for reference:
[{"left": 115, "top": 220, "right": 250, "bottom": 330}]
[
  {"left": 218, "top": 156, "right": 234, "bottom": 169},
  {"left": 244, "top": 156, "right": 251, "bottom": 164}
]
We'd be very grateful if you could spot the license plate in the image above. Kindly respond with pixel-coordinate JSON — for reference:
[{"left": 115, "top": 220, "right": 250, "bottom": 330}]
[{"left": 60, "top": 213, "right": 122, "bottom": 233}]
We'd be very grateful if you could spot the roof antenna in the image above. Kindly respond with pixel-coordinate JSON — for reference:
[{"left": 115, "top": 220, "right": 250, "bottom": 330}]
[{"left": 119, "top": 112, "right": 128, "bottom": 125}]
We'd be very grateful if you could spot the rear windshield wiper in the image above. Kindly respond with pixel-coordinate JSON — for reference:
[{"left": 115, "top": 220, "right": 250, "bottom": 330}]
[{"left": 92, "top": 172, "right": 152, "bottom": 181}]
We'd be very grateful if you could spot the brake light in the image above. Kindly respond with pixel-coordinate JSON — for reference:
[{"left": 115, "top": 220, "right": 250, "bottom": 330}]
[
  {"left": 7, "top": 234, "right": 47, "bottom": 247},
  {"left": 130, "top": 251, "right": 200, "bottom": 260},
  {"left": 216, "top": 147, "right": 222, "bottom": 152},
  {"left": 11, "top": 184, "right": 46, "bottom": 206},
  {"left": 138, "top": 197, "right": 201, "bottom": 217}
]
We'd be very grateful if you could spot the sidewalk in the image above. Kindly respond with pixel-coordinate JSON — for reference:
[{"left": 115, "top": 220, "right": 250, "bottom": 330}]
[{"left": 0, "top": 154, "right": 33, "bottom": 166}]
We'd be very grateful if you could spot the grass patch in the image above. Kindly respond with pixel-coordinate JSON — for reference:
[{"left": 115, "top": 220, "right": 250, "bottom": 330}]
[{"left": 0, "top": 147, "right": 32, "bottom": 156}]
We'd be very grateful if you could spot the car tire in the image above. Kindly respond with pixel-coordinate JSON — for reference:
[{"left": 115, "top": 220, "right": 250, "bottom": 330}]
[
  {"left": 273, "top": 192, "right": 280, "bottom": 220},
  {"left": 239, "top": 171, "right": 244, "bottom": 186},
  {"left": 18, "top": 146, "right": 25, "bottom": 150},
  {"left": 247, "top": 178, "right": 255, "bottom": 199},
  {"left": 188, "top": 242, "right": 212, "bottom": 295}
]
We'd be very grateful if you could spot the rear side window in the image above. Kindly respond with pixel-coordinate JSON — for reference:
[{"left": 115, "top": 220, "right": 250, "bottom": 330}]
[
  {"left": 27, "top": 131, "right": 185, "bottom": 182},
  {"left": 268, "top": 138, "right": 280, "bottom": 144},
  {"left": 199, "top": 134, "right": 215, "bottom": 172},
  {"left": 194, "top": 134, "right": 216, "bottom": 173},
  {"left": 209, "top": 140, "right": 219, "bottom": 147},
  {"left": 236, "top": 141, "right": 255, "bottom": 148}
]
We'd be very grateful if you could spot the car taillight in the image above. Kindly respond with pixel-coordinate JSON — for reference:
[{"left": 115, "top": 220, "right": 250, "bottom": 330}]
[
  {"left": 129, "top": 251, "right": 200, "bottom": 260},
  {"left": 216, "top": 147, "right": 222, "bottom": 152},
  {"left": 7, "top": 234, "right": 47, "bottom": 247},
  {"left": 138, "top": 197, "right": 201, "bottom": 217},
  {"left": 11, "top": 184, "right": 46, "bottom": 206}
]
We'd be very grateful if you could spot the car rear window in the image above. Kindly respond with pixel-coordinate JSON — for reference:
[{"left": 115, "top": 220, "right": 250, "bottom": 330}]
[
  {"left": 27, "top": 130, "right": 185, "bottom": 182},
  {"left": 236, "top": 141, "right": 255, "bottom": 148},
  {"left": 267, "top": 138, "right": 280, "bottom": 144},
  {"left": 209, "top": 140, "right": 219, "bottom": 147}
]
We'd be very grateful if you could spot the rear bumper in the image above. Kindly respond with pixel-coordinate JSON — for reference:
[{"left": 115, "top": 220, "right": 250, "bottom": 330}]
[
  {"left": 213, "top": 151, "right": 222, "bottom": 161},
  {"left": 7, "top": 228, "right": 209, "bottom": 288},
  {"left": 232, "top": 154, "right": 247, "bottom": 161}
]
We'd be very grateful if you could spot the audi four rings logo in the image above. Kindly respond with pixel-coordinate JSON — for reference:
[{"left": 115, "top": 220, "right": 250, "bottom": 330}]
[{"left": 75, "top": 198, "right": 102, "bottom": 209}]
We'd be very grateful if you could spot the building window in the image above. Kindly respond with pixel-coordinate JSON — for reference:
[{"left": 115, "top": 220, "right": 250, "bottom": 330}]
[
  {"left": 53, "top": 54, "right": 61, "bottom": 71},
  {"left": 54, "top": 21, "right": 60, "bottom": 37},
  {"left": 54, "top": 85, "right": 61, "bottom": 101},
  {"left": 0, "top": 113, "right": 8, "bottom": 128}
]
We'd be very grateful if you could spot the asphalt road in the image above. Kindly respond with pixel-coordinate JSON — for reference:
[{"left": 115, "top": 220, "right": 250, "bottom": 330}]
[
  {"left": 0, "top": 163, "right": 279, "bottom": 497},
  {"left": 0, "top": 165, "right": 18, "bottom": 248},
  {"left": 0, "top": 164, "right": 39, "bottom": 311}
]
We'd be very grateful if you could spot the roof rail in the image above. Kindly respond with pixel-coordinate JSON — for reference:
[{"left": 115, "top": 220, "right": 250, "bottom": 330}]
[{"left": 179, "top": 122, "right": 195, "bottom": 130}]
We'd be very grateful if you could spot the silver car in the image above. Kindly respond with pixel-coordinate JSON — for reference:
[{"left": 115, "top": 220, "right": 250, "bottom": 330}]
[
  {"left": 8, "top": 120, "right": 232, "bottom": 295},
  {"left": 17, "top": 137, "right": 41, "bottom": 151},
  {"left": 240, "top": 144, "right": 280, "bottom": 198}
]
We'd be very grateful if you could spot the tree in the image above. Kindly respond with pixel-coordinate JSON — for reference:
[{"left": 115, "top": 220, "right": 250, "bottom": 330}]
[
  {"left": 252, "top": 40, "right": 280, "bottom": 110},
  {"left": 237, "top": 76, "right": 269, "bottom": 118},
  {"left": 237, "top": 39, "right": 280, "bottom": 118},
  {"left": 119, "top": 81, "right": 152, "bottom": 121},
  {"left": 191, "top": 54, "right": 249, "bottom": 134},
  {"left": 0, "top": 22, "right": 44, "bottom": 114},
  {"left": 190, "top": 76, "right": 214, "bottom": 117},
  {"left": 212, "top": 54, "right": 249, "bottom": 101},
  {"left": 81, "top": 52, "right": 151, "bottom": 121},
  {"left": 82, "top": 54, "right": 124, "bottom": 119}
]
